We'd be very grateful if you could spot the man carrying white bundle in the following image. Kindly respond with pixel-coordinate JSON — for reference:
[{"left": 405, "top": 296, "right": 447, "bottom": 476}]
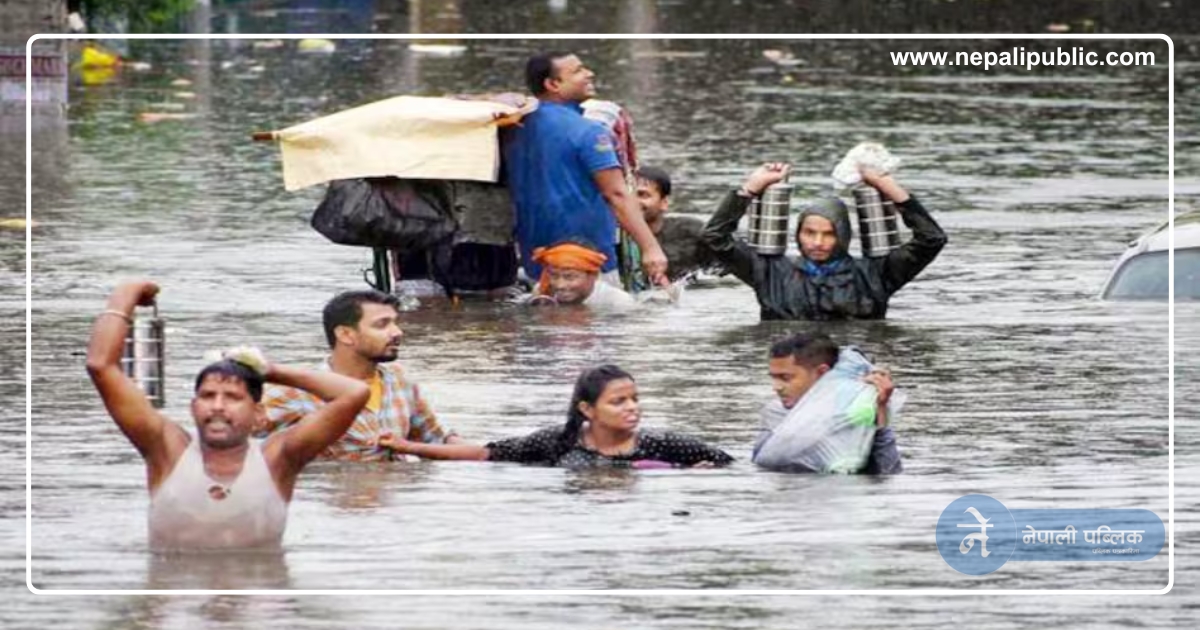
[
  {"left": 752, "top": 332, "right": 903, "bottom": 474},
  {"left": 86, "top": 280, "right": 369, "bottom": 550}
]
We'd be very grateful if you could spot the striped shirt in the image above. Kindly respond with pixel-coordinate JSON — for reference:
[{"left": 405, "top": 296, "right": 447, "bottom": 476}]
[{"left": 259, "top": 360, "right": 452, "bottom": 462}]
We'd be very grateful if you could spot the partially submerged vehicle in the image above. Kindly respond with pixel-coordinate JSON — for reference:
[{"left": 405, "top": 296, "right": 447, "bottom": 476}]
[{"left": 1100, "top": 210, "right": 1200, "bottom": 301}]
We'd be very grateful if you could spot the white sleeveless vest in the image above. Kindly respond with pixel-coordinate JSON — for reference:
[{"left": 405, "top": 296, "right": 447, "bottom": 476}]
[{"left": 148, "top": 437, "right": 288, "bottom": 550}]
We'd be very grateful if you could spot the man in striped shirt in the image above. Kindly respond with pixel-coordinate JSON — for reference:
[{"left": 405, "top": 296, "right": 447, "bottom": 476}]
[{"left": 258, "top": 290, "right": 460, "bottom": 461}]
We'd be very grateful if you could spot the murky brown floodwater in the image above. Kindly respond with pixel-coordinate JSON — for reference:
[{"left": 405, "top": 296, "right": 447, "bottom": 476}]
[{"left": 2, "top": 13, "right": 1196, "bottom": 630}]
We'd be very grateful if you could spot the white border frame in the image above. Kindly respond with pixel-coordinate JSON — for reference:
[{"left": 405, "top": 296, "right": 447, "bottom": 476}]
[{"left": 25, "top": 32, "right": 1175, "bottom": 595}]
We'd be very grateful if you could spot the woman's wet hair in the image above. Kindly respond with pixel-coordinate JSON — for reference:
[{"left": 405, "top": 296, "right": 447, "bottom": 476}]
[
  {"left": 769, "top": 332, "right": 839, "bottom": 369},
  {"left": 558, "top": 364, "right": 634, "bottom": 457},
  {"left": 322, "top": 290, "right": 401, "bottom": 348},
  {"left": 194, "top": 359, "right": 264, "bottom": 403}
]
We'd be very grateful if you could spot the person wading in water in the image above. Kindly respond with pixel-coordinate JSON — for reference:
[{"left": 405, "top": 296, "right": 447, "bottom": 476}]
[{"left": 86, "top": 280, "right": 369, "bottom": 550}]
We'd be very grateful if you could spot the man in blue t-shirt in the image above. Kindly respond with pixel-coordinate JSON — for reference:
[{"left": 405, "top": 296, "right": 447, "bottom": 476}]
[{"left": 502, "top": 51, "right": 668, "bottom": 287}]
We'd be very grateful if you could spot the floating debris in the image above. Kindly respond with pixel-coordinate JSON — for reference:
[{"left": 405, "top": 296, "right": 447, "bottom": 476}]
[
  {"left": 409, "top": 44, "right": 467, "bottom": 56},
  {"left": 145, "top": 102, "right": 187, "bottom": 111},
  {"left": 630, "top": 50, "right": 709, "bottom": 60},
  {"left": 1047, "top": 23, "right": 1071, "bottom": 33},
  {"left": 0, "top": 218, "right": 36, "bottom": 230},
  {"left": 174, "top": 92, "right": 196, "bottom": 99},
  {"left": 170, "top": 78, "right": 192, "bottom": 87},
  {"left": 80, "top": 66, "right": 117, "bottom": 87},
  {"left": 253, "top": 40, "right": 285, "bottom": 50},
  {"left": 763, "top": 49, "right": 804, "bottom": 67},
  {"left": 137, "top": 112, "right": 198, "bottom": 123},
  {"left": 298, "top": 39, "right": 337, "bottom": 54},
  {"left": 67, "top": 11, "right": 86, "bottom": 33},
  {"left": 81, "top": 44, "right": 121, "bottom": 68}
]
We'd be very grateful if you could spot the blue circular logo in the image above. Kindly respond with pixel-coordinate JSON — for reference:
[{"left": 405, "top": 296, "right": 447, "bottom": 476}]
[{"left": 936, "top": 494, "right": 1016, "bottom": 575}]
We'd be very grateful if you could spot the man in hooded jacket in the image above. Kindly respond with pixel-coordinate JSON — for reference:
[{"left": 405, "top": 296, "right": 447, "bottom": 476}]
[{"left": 702, "top": 163, "right": 947, "bottom": 321}]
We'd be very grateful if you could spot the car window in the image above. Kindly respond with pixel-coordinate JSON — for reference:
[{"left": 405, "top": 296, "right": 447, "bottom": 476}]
[{"left": 1104, "top": 248, "right": 1200, "bottom": 300}]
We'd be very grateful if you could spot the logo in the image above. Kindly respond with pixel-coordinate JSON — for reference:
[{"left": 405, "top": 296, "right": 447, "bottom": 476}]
[
  {"left": 936, "top": 494, "right": 1016, "bottom": 575},
  {"left": 937, "top": 495, "right": 1166, "bottom": 575},
  {"left": 592, "top": 133, "right": 614, "bottom": 154}
]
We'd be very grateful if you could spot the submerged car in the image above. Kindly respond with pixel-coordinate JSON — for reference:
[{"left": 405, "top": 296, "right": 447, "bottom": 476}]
[{"left": 1100, "top": 211, "right": 1200, "bottom": 300}]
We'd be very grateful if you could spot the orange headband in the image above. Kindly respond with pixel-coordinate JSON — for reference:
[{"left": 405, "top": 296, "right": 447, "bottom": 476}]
[{"left": 532, "top": 244, "right": 608, "bottom": 295}]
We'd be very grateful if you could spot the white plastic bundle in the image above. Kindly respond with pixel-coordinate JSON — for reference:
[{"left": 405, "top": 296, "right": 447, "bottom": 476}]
[
  {"left": 830, "top": 142, "right": 901, "bottom": 189},
  {"left": 202, "top": 345, "right": 269, "bottom": 376},
  {"left": 580, "top": 99, "right": 622, "bottom": 129},
  {"left": 752, "top": 347, "right": 904, "bottom": 474}
]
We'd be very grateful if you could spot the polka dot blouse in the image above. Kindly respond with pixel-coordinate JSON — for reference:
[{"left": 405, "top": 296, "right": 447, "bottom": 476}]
[{"left": 485, "top": 426, "right": 735, "bottom": 469}]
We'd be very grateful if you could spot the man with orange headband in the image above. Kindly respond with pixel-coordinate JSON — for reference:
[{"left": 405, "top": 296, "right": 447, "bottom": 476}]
[{"left": 530, "top": 241, "right": 636, "bottom": 308}]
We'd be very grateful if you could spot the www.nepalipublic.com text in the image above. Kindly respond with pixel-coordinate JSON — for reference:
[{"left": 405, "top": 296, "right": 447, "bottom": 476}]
[{"left": 890, "top": 47, "right": 1156, "bottom": 71}]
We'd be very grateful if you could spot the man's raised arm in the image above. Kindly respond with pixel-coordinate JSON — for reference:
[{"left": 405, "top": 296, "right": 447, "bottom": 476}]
[
  {"left": 702, "top": 163, "right": 790, "bottom": 287},
  {"left": 85, "top": 280, "right": 182, "bottom": 465},
  {"left": 861, "top": 169, "right": 947, "bottom": 294},
  {"left": 266, "top": 364, "right": 369, "bottom": 471}
]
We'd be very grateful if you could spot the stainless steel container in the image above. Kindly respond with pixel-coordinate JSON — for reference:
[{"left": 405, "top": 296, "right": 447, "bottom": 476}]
[
  {"left": 853, "top": 185, "right": 902, "bottom": 257},
  {"left": 747, "top": 182, "right": 793, "bottom": 256},
  {"left": 122, "top": 305, "right": 165, "bottom": 408}
]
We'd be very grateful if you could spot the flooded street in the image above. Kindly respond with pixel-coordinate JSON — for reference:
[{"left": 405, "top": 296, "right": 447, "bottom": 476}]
[{"left": 2, "top": 21, "right": 1196, "bottom": 630}]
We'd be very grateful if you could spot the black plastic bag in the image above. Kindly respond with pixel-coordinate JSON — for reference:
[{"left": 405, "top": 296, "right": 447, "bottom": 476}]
[{"left": 310, "top": 177, "right": 458, "bottom": 251}]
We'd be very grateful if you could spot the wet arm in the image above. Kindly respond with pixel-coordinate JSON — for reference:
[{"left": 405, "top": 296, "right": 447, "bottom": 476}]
[
  {"left": 880, "top": 195, "right": 948, "bottom": 293},
  {"left": 751, "top": 407, "right": 784, "bottom": 462},
  {"left": 594, "top": 167, "right": 668, "bottom": 284},
  {"left": 687, "top": 442, "right": 736, "bottom": 467},
  {"left": 85, "top": 280, "right": 183, "bottom": 464},
  {"left": 647, "top": 432, "right": 735, "bottom": 467},
  {"left": 861, "top": 368, "right": 902, "bottom": 474},
  {"left": 701, "top": 191, "right": 765, "bottom": 286},
  {"left": 484, "top": 427, "right": 562, "bottom": 464},
  {"left": 271, "top": 365, "right": 369, "bottom": 469},
  {"left": 751, "top": 428, "right": 773, "bottom": 462},
  {"left": 382, "top": 438, "right": 489, "bottom": 461},
  {"left": 384, "top": 427, "right": 566, "bottom": 463},
  {"left": 865, "top": 427, "right": 903, "bottom": 474},
  {"left": 377, "top": 386, "right": 483, "bottom": 459},
  {"left": 405, "top": 383, "right": 461, "bottom": 445}
]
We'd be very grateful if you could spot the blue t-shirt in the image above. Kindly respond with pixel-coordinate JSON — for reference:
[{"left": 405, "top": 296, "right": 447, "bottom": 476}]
[{"left": 501, "top": 101, "right": 621, "bottom": 279}]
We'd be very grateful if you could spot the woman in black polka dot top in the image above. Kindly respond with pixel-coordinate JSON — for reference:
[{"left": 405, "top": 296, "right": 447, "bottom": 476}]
[
  {"left": 378, "top": 365, "right": 734, "bottom": 469},
  {"left": 485, "top": 365, "right": 734, "bottom": 469}
]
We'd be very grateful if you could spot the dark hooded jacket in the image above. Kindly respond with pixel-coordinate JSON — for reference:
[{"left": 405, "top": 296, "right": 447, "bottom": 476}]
[{"left": 702, "top": 190, "right": 946, "bottom": 321}]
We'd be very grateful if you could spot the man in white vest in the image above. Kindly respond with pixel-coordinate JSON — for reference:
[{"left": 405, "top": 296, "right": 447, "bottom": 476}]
[{"left": 86, "top": 280, "right": 369, "bottom": 550}]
